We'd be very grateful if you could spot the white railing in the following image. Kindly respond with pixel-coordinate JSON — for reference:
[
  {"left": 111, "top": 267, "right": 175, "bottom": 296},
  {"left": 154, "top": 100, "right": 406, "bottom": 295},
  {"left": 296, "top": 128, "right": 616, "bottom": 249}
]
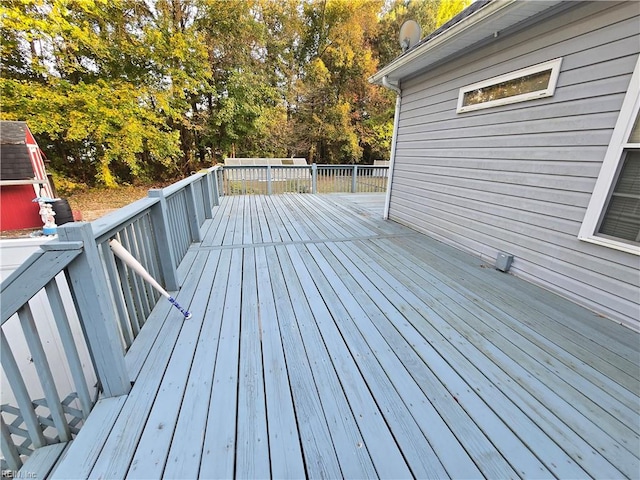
[
  {"left": 0, "top": 166, "right": 223, "bottom": 471},
  {"left": 221, "top": 164, "right": 388, "bottom": 195}
]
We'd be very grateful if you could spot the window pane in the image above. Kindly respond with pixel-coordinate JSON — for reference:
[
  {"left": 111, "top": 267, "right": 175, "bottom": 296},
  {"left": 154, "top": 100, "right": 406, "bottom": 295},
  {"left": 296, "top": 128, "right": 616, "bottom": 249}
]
[
  {"left": 598, "top": 150, "right": 640, "bottom": 242},
  {"left": 462, "top": 69, "right": 552, "bottom": 107}
]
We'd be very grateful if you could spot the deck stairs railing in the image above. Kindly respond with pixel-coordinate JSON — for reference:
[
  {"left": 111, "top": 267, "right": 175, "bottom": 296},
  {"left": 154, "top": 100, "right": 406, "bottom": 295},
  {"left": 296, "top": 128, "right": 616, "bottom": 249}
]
[{"left": 0, "top": 163, "right": 387, "bottom": 472}]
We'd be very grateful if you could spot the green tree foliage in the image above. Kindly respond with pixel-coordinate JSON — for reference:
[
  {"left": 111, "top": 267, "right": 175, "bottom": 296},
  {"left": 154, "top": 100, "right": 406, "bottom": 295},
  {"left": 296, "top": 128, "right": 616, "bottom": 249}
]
[{"left": 1, "top": 0, "right": 470, "bottom": 184}]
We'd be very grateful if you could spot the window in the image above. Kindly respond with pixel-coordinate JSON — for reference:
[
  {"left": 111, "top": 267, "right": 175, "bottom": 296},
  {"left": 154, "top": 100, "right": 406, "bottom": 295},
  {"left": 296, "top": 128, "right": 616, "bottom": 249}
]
[
  {"left": 457, "top": 58, "right": 563, "bottom": 113},
  {"left": 579, "top": 57, "right": 640, "bottom": 255}
]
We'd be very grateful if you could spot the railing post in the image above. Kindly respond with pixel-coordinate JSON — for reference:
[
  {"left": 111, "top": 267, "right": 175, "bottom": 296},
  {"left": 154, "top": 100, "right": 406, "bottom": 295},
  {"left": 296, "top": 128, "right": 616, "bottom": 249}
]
[
  {"left": 148, "top": 189, "right": 179, "bottom": 291},
  {"left": 267, "top": 165, "right": 272, "bottom": 195},
  {"left": 185, "top": 183, "right": 203, "bottom": 243},
  {"left": 57, "top": 222, "right": 131, "bottom": 398},
  {"left": 201, "top": 173, "right": 213, "bottom": 219},
  {"left": 211, "top": 168, "right": 220, "bottom": 206},
  {"left": 217, "top": 167, "right": 230, "bottom": 197},
  {"left": 351, "top": 164, "right": 358, "bottom": 193},
  {"left": 312, "top": 163, "right": 317, "bottom": 194}
]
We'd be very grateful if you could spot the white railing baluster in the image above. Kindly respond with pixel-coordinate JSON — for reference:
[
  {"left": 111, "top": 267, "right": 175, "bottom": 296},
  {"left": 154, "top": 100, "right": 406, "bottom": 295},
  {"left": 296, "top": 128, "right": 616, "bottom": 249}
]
[
  {"left": 352, "top": 165, "right": 358, "bottom": 193},
  {"left": 312, "top": 164, "right": 318, "bottom": 193},
  {"left": 121, "top": 227, "right": 148, "bottom": 321},
  {"left": 130, "top": 223, "right": 154, "bottom": 318},
  {"left": 44, "top": 279, "right": 93, "bottom": 418},
  {"left": 18, "top": 303, "right": 72, "bottom": 442},
  {"left": 112, "top": 246, "right": 141, "bottom": 337},
  {"left": 140, "top": 215, "right": 162, "bottom": 302},
  {"left": 0, "top": 330, "right": 46, "bottom": 449},
  {"left": 1, "top": 415, "right": 22, "bottom": 470},
  {"left": 185, "top": 183, "right": 202, "bottom": 242},
  {"left": 57, "top": 223, "right": 131, "bottom": 398}
]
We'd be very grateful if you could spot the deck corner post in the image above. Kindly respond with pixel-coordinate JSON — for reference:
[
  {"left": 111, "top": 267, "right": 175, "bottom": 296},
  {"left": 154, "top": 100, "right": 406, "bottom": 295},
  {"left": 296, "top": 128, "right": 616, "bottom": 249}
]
[
  {"left": 351, "top": 164, "right": 358, "bottom": 193},
  {"left": 267, "top": 165, "right": 272, "bottom": 195},
  {"left": 148, "top": 189, "right": 179, "bottom": 291},
  {"left": 201, "top": 173, "right": 213, "bottom": 219},
  {"left": 57, "top": 222, "right": 131, "bottom": 398},
  {"left": 211, "top": 168, "right": 220, "bottom": 206},
  {"left": 184, "top": 182, "right": 203, "bottom": 243},
  {"left": 217, "top": 167, "right": 225, "bottom": 198},
  {"left": 311, "top": 163, "right": 318, "bottom": 194}
]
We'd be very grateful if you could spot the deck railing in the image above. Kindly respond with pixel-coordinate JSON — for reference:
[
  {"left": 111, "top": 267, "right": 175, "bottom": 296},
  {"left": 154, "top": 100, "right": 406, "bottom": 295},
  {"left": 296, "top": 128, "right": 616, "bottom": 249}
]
[
  {"left": 222, "top": 164, "right": 388, "bottom": 195},
  {"left": 0, "top": 166, "right": 222, "bottom": 471},
  {"left": 0, "top": 162, "right": 383, "bottom": 470}
]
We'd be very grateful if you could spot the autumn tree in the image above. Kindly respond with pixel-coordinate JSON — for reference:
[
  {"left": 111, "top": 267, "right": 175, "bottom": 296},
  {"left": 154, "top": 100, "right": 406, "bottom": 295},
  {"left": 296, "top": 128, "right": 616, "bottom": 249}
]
[
  {"left": 1, "top": 0, "right": 472, "bottom": 184},
  {"left": 1, "top": 1, "right": 204, "bottom": 185}
]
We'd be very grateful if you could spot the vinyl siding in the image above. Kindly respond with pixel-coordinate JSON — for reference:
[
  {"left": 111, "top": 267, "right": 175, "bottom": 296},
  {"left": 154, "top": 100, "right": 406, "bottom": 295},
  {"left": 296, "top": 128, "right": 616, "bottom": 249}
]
[{"left": 388, "top": 1, "right": 640, "bottom": 329}]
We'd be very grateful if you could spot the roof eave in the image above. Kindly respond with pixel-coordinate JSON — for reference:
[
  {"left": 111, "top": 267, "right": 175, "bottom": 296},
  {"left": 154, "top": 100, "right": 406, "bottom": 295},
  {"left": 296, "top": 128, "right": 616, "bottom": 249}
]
[{"left": 370, "top": 0, "right": 564, "bottom": 86}]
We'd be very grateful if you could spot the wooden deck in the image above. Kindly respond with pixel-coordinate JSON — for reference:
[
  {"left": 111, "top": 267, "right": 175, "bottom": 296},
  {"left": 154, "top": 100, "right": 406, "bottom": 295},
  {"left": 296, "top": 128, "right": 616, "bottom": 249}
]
[{"left": 50, "top": 193, "right": 639, "bottom": 479}]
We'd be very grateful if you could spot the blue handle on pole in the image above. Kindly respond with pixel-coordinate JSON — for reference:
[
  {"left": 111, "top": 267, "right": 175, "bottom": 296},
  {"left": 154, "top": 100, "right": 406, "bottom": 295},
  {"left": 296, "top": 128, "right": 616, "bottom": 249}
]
[{"left": 168, "top": 297, "right": 192, "bottom": 319}]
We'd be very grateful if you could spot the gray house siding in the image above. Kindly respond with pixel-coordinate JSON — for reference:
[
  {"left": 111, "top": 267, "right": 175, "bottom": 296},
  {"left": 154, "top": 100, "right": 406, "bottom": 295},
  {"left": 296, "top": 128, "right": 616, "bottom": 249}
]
[{"left": 388, "top": 1, "right": 639, "bottom": 329}]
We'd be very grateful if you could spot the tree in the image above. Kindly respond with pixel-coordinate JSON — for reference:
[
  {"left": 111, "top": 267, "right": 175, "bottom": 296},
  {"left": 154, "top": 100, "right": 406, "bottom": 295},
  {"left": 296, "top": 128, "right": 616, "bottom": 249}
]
[
  {"left": 1, "top": 0, "right": 472, "bottom": 184},
  {"left": 1, "top": 0, "right": 208, "bottom": 185}
]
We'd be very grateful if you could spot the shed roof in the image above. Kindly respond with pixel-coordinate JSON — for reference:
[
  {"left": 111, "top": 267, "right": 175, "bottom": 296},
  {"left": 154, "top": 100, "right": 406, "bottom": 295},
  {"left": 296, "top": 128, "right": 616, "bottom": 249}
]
[
  {"left": 370, "top": 0, "right": 567, "bottom": 86},
  {"left": 1, "top": 121, "right": 28, "bottom": 145},
  {"left": 0, "top": 121, "right": 35, "bottom": 180}
]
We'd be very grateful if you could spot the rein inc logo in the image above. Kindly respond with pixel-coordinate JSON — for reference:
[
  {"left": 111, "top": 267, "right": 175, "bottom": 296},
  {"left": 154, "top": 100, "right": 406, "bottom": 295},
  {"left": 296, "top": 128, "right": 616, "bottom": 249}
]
[{"left": 2, "top": 471, "right": 36, "bottom": 479}]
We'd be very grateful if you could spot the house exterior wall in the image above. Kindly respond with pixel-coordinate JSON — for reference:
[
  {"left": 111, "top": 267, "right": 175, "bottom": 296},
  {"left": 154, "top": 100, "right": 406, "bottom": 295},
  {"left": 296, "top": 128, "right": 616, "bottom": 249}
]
[{"left": 388, "top": 1, "right": 639, "bottom": 329}]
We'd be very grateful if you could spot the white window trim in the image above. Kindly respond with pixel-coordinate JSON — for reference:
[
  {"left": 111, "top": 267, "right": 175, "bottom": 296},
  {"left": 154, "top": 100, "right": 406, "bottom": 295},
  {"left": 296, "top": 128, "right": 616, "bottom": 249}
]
[
  {"left": 456, "top": 58, "right": 563, "bottom": 113},
  {"left": 578, "top": 56, "right": 640, "bottom": 256}
]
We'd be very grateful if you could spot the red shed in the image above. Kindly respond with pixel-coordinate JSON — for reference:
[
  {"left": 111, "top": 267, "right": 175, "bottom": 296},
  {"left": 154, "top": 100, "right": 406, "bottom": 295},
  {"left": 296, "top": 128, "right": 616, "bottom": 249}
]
[{"left": 0, "top": 121, "right": 54, "bottom": 231}]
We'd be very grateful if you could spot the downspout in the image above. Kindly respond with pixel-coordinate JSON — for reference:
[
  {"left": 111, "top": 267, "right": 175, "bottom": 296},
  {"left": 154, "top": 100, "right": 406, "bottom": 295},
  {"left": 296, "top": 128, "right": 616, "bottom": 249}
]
[{"left": 381, "top": 76, "right": 401, "bottom": 220}]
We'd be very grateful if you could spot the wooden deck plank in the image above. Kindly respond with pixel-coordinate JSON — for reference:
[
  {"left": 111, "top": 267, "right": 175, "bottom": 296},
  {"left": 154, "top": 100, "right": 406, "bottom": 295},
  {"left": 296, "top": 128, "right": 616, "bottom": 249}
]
[
  {"left": 346, "top": 237, "right": 634, "bottom": 478},
  {"left": 261, "top": 195, "right": 289, "bottom": 243},
  {"left": 235, "top": 247, "right": 270, "bottom": 477},
  {"left": 125, "top": 300, "right": 173, "bottom": 382},
  {"left": 329, "top": 239, "right": 607, "bottom": 478},
  {"left": 86, "top": 252, "right": 209, "bottom": 479},
  {"left": 275, "top": 195, "right": 312, "bottom": 242},
  {"left": 399, "top": 233, "right": 640, "bottom": 369},
  {"left": 371, "top": 238, "right": 640, "bottom": 435},
  {"left": 201, "top": 188, "right": 235, "bottom": 247},
  {"left": 395, "top": 234, "right": 640, "bottom": 395},
  {"left": 254, "top": 246, "right": 306, "bottom": 479},
  {"left": 273, "top": 244, "right": 382, "bottom": 478},
  {"left": 264, "top": 245, "right": 344, "bottom": 478},
  {"left": 301, "top": 241, "right": 483, "bottom": 479},
  {"left": 163, "top": 248, "right": 231, "bottom": 479},
  {"left": 254, "top": 196, "right": 273, "bottom": 243},
  {"left": 20, "top": 442, "right": 68, "bottom": 479},
  {"left": 221, "top": 195, "right": 241, "bottom": 246},
  {"left": 320, "top": 240, "right": 559, "bottom": 478},
  {"left": 292, "top": 194, "right": 370, "bottom": 240},
  {"left": 51, "top": 395, "right": 127, "bottom": 480},
  {"left": 282, "top": 243, "right": 416, "bottom": 478},
  {"left": 199, "top": 248, "right": 243, "bottom": 479},
  {"left": 125, "top": 251, "right": 221, "bottom": 478},
  {"left": 243, "top": 196, "right": 257, "bottom": 245},
  {"left": 49, "top": 193, "right": 639, "bottom": 480}
]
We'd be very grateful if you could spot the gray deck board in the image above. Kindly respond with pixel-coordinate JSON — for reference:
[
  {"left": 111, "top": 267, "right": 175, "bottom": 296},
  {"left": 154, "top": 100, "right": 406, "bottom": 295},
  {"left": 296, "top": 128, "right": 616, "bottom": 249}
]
[
  {"left": 394, "top": 235, "right": 640, "bottom": 392},
  {"left": 367, "top": 238, "right": 639, "bottom": 434},
  {"left": 346, "top": 237, "right": 634, "bottom": 478},
  {"left": 52, "top": 193, "right": 640, "bottom": 479}
]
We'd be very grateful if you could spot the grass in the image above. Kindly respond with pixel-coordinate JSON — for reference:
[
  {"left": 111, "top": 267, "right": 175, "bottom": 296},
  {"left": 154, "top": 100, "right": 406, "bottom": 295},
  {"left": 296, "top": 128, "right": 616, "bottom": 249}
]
[{"left": 67, "top": 184, "right": 163, "bottom": 222}]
